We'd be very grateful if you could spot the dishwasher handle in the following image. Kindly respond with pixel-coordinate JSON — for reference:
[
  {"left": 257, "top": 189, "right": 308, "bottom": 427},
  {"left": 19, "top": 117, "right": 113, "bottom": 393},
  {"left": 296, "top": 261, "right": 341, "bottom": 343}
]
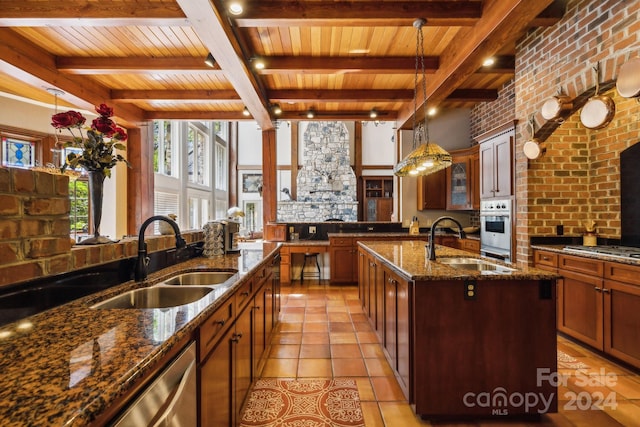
[{"left": 151, "top": 359, "right": 196, "bottom": 427}]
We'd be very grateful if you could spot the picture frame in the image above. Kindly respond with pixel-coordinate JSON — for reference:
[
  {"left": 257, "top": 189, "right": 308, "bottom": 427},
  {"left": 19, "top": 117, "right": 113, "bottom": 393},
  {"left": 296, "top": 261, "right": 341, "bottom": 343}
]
[{"left": 242, "top": 173, "right": 262, "bottom": 193}]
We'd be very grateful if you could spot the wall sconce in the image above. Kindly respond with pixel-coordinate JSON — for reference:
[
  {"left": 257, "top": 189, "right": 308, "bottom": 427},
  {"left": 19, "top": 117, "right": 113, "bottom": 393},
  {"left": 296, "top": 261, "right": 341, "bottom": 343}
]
[
  {"left": 228, "top": 1, "right": 243, "bottom": 15},
  {"left": 306, "top": 109, "right": 315, "bottom": 119},
  {"left": 204, "top": 53, "right": 216, "bottom": 68},
  {"left": 242, "top": 106, "right": 250, "bottom": 117}
]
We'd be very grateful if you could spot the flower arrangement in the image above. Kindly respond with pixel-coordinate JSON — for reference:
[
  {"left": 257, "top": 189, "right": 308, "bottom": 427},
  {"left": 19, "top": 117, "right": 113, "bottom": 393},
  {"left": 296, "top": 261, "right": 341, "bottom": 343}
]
[{"left": 52, "top": 103, "right": 129, "bottom": 177}]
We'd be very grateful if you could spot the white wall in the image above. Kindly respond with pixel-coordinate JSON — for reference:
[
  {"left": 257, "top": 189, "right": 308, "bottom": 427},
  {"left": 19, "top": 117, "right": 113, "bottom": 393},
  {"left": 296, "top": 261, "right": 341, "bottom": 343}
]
[
  {"left": 361, "top": 121, "right": 395, "bottom": 170},
  {"left": 398, "top": 108, "right": 473, "bottom": 228}
]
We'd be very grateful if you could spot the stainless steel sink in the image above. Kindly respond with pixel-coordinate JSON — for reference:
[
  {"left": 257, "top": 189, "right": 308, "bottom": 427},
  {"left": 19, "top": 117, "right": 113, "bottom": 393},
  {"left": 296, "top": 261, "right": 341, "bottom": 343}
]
[
  {"left": 438, "top": 257, "right": 515, "bottom": 273},
  {"left": 91, "top": 286, "right": 213, "bottom": 309},
  {"left": 162, "top": 271, "right": 237, "bottom": 286}
]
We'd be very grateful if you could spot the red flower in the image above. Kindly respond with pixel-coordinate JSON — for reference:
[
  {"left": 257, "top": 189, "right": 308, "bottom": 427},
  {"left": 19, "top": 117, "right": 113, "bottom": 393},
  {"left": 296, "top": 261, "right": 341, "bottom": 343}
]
[
  {"left": 113, "top": 127, "right": 128, "bottom": 142},
  {"left": 51, "top": 110, "right": 86, "bottom": 129},
  {"left": 92, "top": 116, "right": 116, "bottom": 136},
  {"left": 95, "top": 103, "right": 114, "bottom": 117}
]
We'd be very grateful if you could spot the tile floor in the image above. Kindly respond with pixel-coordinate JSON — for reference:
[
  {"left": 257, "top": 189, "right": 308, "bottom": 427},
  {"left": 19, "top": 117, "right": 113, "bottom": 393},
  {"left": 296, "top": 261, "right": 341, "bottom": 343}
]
[{"left": 255, "top": 280, "right": 640, "bottom": 426}]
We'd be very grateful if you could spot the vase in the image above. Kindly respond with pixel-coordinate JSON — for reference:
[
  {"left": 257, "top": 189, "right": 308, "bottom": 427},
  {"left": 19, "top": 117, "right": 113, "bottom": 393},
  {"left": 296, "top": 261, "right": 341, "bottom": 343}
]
[{"left": 77, "top": 170, "right": 115, "bottom": 245}]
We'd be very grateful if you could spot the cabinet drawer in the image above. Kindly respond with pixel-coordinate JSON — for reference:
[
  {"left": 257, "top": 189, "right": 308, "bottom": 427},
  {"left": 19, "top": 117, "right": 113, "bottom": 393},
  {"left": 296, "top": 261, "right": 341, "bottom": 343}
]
[
  {"left": 235, "top": 278, "right": 253, "bottom": 312},
  {"left": 559, "top": 254, "right": 604, "bottom": 277},
  {"left": 534, "top": 250, "right": 558, "bottom": 269},
  {"left": 460, "top": 239, "right": 480, "bottom": 253},
  {"left": 604, "top": 261, "right": 640, "bottom": 285},
  {"left": 330, "top": 237, "right": 353, "bottom": 247},
  {"left": 280, "top": 253, "right": 290, "bottom": 265},
  {"left": 199, "top": 299, "right": 234, "bottom": 360}
]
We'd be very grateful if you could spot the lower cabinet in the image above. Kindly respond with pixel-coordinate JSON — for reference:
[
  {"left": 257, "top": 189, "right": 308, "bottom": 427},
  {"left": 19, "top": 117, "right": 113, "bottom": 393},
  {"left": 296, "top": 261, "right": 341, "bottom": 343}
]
[
  {"left": 198, "top": 254, "right": 281, "bottom": 426},
  {"left": 535, "top": 249, "right": 640, "bottom": 369},
  {"left": 330, "top": 236, "right": 357, "bottom": 284},
  {"left": 382, "top": 265, "right": 410, "bottom": 396}
]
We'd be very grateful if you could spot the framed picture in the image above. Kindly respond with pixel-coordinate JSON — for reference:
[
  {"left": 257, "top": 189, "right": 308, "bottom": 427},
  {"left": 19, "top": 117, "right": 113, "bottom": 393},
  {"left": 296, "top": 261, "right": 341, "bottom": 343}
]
[{"left": 242, "top": 173, "right": 262, "bottom": 193}]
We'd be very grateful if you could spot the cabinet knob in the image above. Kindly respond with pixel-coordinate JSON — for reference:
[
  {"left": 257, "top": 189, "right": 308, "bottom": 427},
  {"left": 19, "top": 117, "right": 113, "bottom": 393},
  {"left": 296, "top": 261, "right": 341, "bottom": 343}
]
[
  {"left": 594, "top": 287, "right": 602, "bottom": 292},
  {"left": 231, "top": 332, "right": 243, "bottom": 342},
  {"left": 241, "top": 291, "right": 249, "bottom": 297},
  {"left": 255, "top": 305, "right": 261, "bottom": 310},
  {"left": 602, "top": 288, "right": 611, "bottom": 293},
  {"left": 216, "top": 319, "right": 226, "bottom": 326}
]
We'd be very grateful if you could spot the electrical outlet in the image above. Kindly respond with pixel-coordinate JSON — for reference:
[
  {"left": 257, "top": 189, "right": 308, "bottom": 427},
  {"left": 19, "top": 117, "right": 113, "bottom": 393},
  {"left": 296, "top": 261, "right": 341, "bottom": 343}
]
[
  {"left": 289, "top": 226, "right": 294, "bottom": 233},
  {"left": 309, "top": 226, "right": 316, "bottom": 234}
]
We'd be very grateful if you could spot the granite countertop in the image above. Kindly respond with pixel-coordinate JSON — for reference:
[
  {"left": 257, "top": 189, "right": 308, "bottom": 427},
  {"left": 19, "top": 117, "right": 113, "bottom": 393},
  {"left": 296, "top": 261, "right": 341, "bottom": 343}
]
[
  {"left": 359, "top": 240, "right": 559, "bottom": 281},
  {"left": 531, "top": 243, "right": 640, "bottom": 266},
  {"left": 325, "top": 231, "right": 480, "bottom": 240},
  {"left": 0, "top": 241, "right": 280, "bottom": 427}
]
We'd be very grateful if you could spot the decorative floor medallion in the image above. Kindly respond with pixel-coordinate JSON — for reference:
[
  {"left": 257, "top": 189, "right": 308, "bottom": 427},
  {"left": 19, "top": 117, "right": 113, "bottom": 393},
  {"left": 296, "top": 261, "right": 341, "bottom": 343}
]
[{"left": 240, "top": 379, "right": 364, "bottom": 427}]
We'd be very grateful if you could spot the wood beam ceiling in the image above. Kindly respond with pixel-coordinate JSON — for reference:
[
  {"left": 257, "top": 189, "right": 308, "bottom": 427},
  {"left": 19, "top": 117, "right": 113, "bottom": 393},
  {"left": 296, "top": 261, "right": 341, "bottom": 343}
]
[{"left": 56, "top": 57, "right": 223, "bottom": 75}]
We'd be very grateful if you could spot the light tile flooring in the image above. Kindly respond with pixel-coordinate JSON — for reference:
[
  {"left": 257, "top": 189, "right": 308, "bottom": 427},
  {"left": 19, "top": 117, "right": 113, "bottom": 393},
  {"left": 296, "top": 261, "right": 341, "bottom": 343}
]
[{"left": 252, "top": 281, "right": 640, "bottom": 426}]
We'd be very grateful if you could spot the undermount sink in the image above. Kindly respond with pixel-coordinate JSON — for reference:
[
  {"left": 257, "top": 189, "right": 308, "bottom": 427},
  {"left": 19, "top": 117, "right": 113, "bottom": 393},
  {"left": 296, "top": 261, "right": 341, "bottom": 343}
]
[
  {"left": 91, "top": 286, "right": 213, "bottom": 309},
  {"left": 438, "top": 257, "right": 515, "bottom": 274},
  {"left": 162, "top": 271, "right": 237, "bottom": 286}
]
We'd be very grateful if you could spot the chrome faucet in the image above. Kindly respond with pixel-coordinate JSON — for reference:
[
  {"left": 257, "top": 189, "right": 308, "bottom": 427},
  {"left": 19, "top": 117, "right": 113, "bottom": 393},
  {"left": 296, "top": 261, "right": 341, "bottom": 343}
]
[
  {"left": 134, "top": 215, "right": 186, "bottom": 282},
  {"left": 427, "top": 216, "right": 466, "bottom": 261}
]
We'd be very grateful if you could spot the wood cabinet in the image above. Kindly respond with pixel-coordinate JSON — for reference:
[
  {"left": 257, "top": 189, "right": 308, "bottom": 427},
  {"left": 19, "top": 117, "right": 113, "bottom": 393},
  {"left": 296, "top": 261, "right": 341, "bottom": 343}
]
[
  {"left": 330, "top": 236, "right": 357, "bottom": 284},
  {"left": 416, "top": 169, "right": 446, "bottom": 210},
  {"left": 362, "top": 177, "right": 393, "bottom": 221},
  {"left": 534, "top": 250, "right": 640, "bottom": 369},
  {"left": 458, "top": 238, "right": 480, "bottom": 253},
  {"left": 478, "top": 123, "right": 514, "bottom": 199},
  {"left": 200, "top": 323, "right": 234, "bottom": 427},
  {"left": 279, "top": 246, "right": 291, "bottom": 284},
  {"left": 446, "top": 145, "right": 479, "bottom": 210},
  {"left": 383, "top": 265, "right": 410, "bottom": 396}
]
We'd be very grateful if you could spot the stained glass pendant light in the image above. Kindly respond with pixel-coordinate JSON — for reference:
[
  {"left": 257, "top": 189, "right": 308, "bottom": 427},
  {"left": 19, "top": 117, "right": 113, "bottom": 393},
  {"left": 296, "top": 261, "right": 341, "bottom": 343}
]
[{"left": 394, "top": 18, "right": 452, "bottom": 177}]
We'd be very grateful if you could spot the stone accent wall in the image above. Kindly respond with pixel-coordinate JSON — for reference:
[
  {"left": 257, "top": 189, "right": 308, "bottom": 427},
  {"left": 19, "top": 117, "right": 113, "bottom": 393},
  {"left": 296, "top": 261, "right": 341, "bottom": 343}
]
[
  {"left": 279, "top": 121, "right": 358, "bottom": 221},
  {"left": 0, "top": 166, "right": 203, "bottom": 288}
]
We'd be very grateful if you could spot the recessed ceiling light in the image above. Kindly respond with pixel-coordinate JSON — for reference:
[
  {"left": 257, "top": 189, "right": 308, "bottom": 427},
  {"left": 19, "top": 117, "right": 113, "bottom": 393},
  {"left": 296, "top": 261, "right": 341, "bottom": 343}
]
[
  {"left": 252, "top": 57, "right": 265, "bottom": 70},
  {"left": 242, "top": 106, "right": 250, "bottom": 117},
  {"left": 428, "top": 107, "right": 437, "bottom": 116},
  {"left": 204, "top": 53, "right": 216, "bottom": 68},
  {"left": 369, "top": 108, "right": 378, "bottom": 119},
  {"left": 272, "top": 104, "right": 282, "bottom": 115},
  {"left": 483, "top": 57, "right": 495, "bottom": 67},
  {"left": 229, "top": 2, "right": 243, "bottom": 15},
  {"left": 306, "top": 109, "right": 315, "bottom": 119}
]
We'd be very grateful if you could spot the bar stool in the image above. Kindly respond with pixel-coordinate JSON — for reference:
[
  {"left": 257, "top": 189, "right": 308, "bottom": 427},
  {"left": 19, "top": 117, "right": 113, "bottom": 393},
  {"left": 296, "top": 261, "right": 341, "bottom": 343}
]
[{"left": 299, "top": 252, "right": 321, "bottom": 281}]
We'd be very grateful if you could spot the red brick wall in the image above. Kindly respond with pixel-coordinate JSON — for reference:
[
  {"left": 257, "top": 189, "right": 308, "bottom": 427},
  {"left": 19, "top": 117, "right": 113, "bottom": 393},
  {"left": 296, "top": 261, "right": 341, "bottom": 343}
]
[
  {"left": 0, "top": 166, "right": 203, "bottom": 288},
  {"left": 469, "top": 0, "right": 640, "bottom": 266}
]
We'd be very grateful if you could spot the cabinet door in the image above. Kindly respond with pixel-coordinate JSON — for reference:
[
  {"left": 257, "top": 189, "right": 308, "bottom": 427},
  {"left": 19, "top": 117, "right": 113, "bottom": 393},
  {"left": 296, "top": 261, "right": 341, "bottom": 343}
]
[
  {"left": 446, "top": 156, "right": 471, "bottom": 210},
  {"left": 200, "top": 327, "right": 234, "bottom": 427},
  {"left": 417, "top": 169, "right": 446, "bottom": 210},
  {"left": 383, "top": 269, "right": 397, "bottom": 367},
  {"left": 358, "top": 250, "right": 369, "bottom": 312},
  {"left": 396, "top": 276, "right": 410, "bottom": 397},
  {"left": 603, "top": 280, "right": 640, "bottom": 368},
  {"left": 479, "top": 141, "right": 495, "bottom": 199},
  {"left": 494, "top": 135, "right": 512, "bottom": 197},
  {"left": 470, "top": 148, "right": 480, "bottom": 209},
  {"left": 234, "top": 304, "right": 253, "bottom": 421},
  {"left": 253, "top": 291, "right": 266, "bottom": 377},
  {"left": 377, "top": 198, "right": 393, "bottom": 221},
  {"left": 366, "top": 199, "right": 378, "bottom": 221},
  {"left": 558, "top": 270, "right": 603, "bottom": 349},
  {"left": 330, "top": 246, "right": 356, "bottom": 283},
  {"left": 374, "top": 258, "right": 385, "bottom": 341}
]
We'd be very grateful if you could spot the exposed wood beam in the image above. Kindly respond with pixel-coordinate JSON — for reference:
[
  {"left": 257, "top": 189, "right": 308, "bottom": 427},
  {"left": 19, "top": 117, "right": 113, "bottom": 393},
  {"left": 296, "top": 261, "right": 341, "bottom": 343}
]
[
  {"left": 396, "top": 0, "right": 555, "bottom": 129},
  {"left": 233, "top": 1, "right": 482, "bottom": 27},
  {"left": 278, "top": 110, "right": 398, "bottom": 121},
  {"left": 56, "top": 57, "right": 222, "bottom": 75},
  {"left": 446, "top": 89, "right": 498, "bottom": 102},
  {"left": 111, "top": 89, "right": 241, "bottom": 102},
  {"left": 529, "top": 0, "right": 569, "bottom": 26},
  {"left": 269, "top": 89, "right": 414, "bottom": 102},
  {"left": 256, "top": 56, "right": 439, "bottom": 75},
  {"left": 144, "top": 111, "right": 252, "bottom": 121},
  {"left": 475, "top": 55, "right": 515, "bottom": 74},
  {"left": 0, "top": 1, "right": 188, "bottom": 26},
  {"left": 176, "top": 0, "right": 272, "bottom": 130},
  {"left": 0, "top": 28, "right": 144, "bottom": 127}
]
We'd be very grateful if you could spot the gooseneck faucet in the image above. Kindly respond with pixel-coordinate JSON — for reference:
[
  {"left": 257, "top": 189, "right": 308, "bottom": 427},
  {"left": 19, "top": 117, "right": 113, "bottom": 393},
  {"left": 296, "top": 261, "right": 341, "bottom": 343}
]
[
  {"left": 427, "top": 216, "right": 466, "bottom": 261},
  {"left": 134, "top": 215, "right": 186, "bottom": 282}
]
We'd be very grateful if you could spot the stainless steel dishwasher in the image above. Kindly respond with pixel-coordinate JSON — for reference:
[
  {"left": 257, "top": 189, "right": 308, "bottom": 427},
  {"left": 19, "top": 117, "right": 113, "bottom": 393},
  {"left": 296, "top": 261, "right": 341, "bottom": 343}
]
[{"left": 110, "top": 342, "right": 197, "bottom": 427}]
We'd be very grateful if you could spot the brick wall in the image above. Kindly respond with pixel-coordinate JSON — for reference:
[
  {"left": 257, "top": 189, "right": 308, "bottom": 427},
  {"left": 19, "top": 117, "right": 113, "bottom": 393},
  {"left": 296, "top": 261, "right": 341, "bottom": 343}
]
[
  {"left": 0, "top": 166, "right": 203, "bottom": 288},
  {"left": 469, "top": 0, "right": 640, "bottom": 266}
]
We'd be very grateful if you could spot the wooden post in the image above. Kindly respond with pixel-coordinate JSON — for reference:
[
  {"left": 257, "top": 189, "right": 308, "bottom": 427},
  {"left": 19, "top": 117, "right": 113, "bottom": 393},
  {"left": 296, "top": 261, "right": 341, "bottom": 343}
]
[
  {"left": 262, "top": 128, "right": 277, "bottom": 224},
  {"left": 126, "top": 125, "right": 154, "bottom": 235}
]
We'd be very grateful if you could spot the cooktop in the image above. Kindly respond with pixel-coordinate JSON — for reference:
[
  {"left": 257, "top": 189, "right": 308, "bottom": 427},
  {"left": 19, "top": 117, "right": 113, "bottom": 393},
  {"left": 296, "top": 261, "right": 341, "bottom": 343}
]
[{"left": 563, "top": 245, "right": 640, "bottom": 259}]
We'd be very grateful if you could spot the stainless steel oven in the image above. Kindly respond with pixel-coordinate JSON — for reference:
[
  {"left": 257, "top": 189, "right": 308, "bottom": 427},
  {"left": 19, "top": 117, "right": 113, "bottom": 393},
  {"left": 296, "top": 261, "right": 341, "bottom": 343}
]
[{"left": 480, "top": 199, "right": 512, "bottom": 262}]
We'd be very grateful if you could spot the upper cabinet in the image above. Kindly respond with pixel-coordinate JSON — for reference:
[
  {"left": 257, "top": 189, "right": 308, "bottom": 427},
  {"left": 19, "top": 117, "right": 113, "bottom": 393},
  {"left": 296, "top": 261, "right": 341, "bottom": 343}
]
[
  {"left": 446, "top": 145, "right": 479, "bottom": 210},
  {"left": 478, "top": 122, "right": 515, "bottom": 199},
  {"left": 363, "top": 177, "right": 394, "bottom": 221},
  {"left": 417, "top": 169, "right": 447, "bottom": 210}
]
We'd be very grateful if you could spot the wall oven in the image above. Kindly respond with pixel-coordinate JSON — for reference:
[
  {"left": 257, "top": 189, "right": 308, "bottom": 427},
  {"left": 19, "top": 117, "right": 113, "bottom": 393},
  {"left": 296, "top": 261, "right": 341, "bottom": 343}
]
[{"left": 480, "top": 199, "right": 512, "bottom": 262}]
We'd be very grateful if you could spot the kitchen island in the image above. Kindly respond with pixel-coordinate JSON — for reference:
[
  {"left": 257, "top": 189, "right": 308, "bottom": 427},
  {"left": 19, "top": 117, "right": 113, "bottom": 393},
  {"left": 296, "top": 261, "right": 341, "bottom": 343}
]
[
  {"left": 0, "top": 241, "right": 280, "bottom": 426},
  {"left": 358, "top": 240, "right": 560, "bottom": 420}
]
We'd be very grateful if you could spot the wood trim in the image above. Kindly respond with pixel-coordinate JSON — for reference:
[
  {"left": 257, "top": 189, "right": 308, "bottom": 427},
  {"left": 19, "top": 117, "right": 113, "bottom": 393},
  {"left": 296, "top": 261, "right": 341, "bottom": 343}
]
[
  {"left": 290, "top": 122, "right": 299, "bottom": 201},
  {"left": 262, "top": 129, "right": 277, "bottom": 223},
  {"left": 475, "top": 120, "right": 519, "bottom": 143}
]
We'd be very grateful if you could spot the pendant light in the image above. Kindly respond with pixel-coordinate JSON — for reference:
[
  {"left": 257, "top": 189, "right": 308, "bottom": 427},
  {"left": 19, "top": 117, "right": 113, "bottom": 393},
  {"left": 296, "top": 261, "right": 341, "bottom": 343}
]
[{"left": 394, "top": 18, "right": 452, "bottom": 177}]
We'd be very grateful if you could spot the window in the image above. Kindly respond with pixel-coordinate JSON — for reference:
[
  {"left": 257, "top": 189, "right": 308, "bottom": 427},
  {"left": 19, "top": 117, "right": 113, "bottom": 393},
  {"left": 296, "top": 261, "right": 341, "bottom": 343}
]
[
  {"left": 2, "top": 136, "right": 35, "bottom": 168},
  {"left": 187, "top": 124, "right": 209, "bottom": 186},
  {"left": 153, "top": 121, "right": 176, "bottom": 177},
  {"left": 69, "top": 179, "right": 89, "bottom": 242},
  {"left": 215, "top": 142, "right": 227, "bottom": 190}
]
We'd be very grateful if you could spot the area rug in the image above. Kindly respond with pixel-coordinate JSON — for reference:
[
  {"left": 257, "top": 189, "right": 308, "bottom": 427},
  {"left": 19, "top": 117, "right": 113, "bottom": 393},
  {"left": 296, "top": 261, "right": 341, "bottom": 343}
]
[
  {"left": 558, "top": 350, "right": 590, "bottom": 370},
  {"left": 240, "top": 379, "right": 365, "bottom": 427}
]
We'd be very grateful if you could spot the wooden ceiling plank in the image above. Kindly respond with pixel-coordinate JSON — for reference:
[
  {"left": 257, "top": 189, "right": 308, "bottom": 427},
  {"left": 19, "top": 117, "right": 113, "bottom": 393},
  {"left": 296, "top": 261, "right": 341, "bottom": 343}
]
[
  {"left": 175, "top": 0, "right": 272, "bottom": 129},
  {"left": 0, "top": 28, "right": 144, "bottom": 126},
  {"left": 56, "top": 56, "right": 223, "bottom": 74},
  {"left": 396, "top": 0, "right": 555, "bottom": 128},
  {"left": 269, "top": 89, "right": 413, "bottom": 102},
  {"left": 257, "top": 56, "right": 439, "bottom": 74},
  {"left": 233, "top": 1, "right": 482, "bottom": 27},
  {"left": 112, "top": 89, "right": 241, "bottom": 102}
]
